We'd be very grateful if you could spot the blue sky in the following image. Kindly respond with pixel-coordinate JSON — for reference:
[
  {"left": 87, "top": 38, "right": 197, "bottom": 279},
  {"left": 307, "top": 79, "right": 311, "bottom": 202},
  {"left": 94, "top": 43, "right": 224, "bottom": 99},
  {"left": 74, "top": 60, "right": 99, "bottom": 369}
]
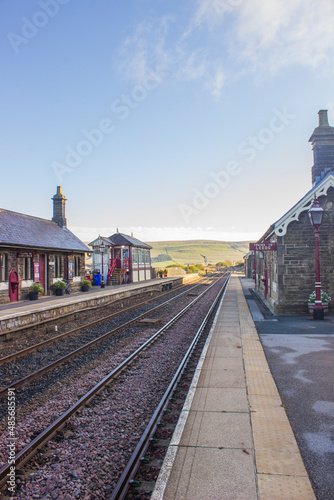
[{"left": 1, "top": 0, "right": 334, "bottom": 242}]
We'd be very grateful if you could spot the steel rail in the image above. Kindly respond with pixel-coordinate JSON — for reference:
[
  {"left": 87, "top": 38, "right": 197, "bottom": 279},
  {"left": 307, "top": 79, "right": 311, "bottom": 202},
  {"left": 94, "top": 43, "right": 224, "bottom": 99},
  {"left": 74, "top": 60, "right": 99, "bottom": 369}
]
[
  {"left": 109, "top": 274, "right": 230, "bottom": 499},
  {"left": 0, "top": 279, "right": 206, "bottom": 366},
  {"left": 0, "top": 277, "right": 223, "bottom": 399},
  {"left": 0, "top": 274, "right": 228, "bottom": 490}
]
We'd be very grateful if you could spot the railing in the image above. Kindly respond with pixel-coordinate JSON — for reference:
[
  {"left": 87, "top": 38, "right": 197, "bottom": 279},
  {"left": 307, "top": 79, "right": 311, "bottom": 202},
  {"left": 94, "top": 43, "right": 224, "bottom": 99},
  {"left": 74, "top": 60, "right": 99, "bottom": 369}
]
[
  {"left": 119, "top": 267, "right": 126, "bottom": 285},
  {"left": 107, "top": 258, "right": 117, "bottom": 284},
  {"left": 108, "top": 258, "right": 129, "bottom": 285}
]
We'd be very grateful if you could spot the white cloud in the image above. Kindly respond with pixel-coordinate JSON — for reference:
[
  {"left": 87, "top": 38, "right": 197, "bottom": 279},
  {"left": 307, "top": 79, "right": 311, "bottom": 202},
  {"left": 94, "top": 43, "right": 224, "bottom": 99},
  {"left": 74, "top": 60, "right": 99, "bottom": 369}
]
[
  {"left": 115, "top": 0, "right": 334, "bottom": 100},
  {"left": 115, "top": 10, "right": 229, "bottom": 98},
  {"left": 234, "top": 0, "right": 334, "bottom": 74},
  {"left": 115, "top": 15, "right": 173, "bottom": 82},
  {"left": 183, "top": 0, "right": 242, "bottom": 36},
  {"left": 206, "top": 64, "right": 226, "bottom": 99},
  {"left": 177, "top": 49, "right": 207, "bottom": 81}
]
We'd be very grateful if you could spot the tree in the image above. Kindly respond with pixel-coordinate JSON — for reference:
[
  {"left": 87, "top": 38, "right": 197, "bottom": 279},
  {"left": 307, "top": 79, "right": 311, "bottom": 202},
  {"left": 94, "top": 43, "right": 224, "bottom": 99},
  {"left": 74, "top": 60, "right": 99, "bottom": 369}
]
[{"left": 222, "top": 260, "right": 233, "bottom": 267}]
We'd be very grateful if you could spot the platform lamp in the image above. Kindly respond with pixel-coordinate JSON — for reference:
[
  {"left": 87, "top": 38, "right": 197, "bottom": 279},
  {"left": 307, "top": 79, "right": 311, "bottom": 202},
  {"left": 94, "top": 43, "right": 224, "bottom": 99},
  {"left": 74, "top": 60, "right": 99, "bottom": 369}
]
[
  {"left": 100, "top": 241, "right": 106, "bottom": 288},
  {"left": 308, "top": 195, "right": 325, "bottom": 320}
]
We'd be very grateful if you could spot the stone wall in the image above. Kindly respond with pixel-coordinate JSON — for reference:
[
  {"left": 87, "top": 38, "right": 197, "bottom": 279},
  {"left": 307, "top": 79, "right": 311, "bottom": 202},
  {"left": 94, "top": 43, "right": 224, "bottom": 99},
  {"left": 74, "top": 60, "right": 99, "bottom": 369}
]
[
  {"left": 257, "top": 187, "right": 334, "bottom": 314},
  {"left": 0, "top": 248, "right": 86, "bottom": 304},
  {"left": 244, "top": 254, "right": 254, "bottom": 279}
]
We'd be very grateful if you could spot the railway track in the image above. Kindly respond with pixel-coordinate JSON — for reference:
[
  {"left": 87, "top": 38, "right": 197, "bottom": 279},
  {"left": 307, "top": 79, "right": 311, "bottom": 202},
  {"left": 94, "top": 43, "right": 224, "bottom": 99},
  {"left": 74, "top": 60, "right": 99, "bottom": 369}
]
[
  {"left": 0, "top": 276, "right": 223, "bottom": 399},
  {"left": 0, "top": 274, "right": 229, "bottom": 495},
  {"left": 0, "top": 280, "right": 181, "bottom": 340},
  {"left": 0, "top": 280, "right": 199, "bottom": 364}
]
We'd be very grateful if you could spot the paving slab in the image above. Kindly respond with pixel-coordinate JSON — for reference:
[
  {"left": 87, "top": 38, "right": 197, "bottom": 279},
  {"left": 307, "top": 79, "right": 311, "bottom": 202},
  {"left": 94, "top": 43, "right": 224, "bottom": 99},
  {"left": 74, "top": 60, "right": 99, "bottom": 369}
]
[
  {"left": 179, "top": 411, "right": 253, "bottom": 449},
  {"left": 190, "top": 387, "right": 248, "bottom": 413},
  {"left": 163, "top": 447, "right": 256, "bottom": 500}
]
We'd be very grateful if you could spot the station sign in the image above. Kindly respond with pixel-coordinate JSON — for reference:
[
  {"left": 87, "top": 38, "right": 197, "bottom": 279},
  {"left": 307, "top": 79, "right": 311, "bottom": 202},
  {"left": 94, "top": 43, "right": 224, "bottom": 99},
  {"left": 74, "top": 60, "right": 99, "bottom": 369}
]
[
  {"left": 249, "top": 242, "right": 277, "bottom": 251},
  {"left": 17, "top": 252, "right": 34, "bottom": 258},
  {"left": 68, "top": 262, "right": 74, "bottom": 279},
  {"left": 33, "top": 262, "right": 40, "bottom": 282}
]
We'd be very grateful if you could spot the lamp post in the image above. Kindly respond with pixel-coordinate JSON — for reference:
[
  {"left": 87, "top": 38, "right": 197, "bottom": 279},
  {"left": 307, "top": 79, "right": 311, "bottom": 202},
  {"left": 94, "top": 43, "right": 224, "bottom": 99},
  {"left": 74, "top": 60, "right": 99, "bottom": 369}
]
[
  {"left": 308, "top": 195, "right": 325, "bottom": 320},
  {"left": 100, "top": 241, "right": 105, "bottom": 288}
]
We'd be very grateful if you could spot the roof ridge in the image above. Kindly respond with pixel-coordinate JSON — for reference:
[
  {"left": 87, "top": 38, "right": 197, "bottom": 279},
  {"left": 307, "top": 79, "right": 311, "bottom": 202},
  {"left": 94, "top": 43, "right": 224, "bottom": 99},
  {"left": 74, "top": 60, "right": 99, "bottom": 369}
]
[{"left": 0, "top": 207, "right": 54, "bottom": 224}]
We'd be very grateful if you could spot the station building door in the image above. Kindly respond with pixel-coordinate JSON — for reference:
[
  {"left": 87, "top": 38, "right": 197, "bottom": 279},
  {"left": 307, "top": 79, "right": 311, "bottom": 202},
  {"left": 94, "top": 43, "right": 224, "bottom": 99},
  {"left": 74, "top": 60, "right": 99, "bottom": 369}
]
[
  {"left": 9, "top": 269, "right": 19, "bottom": 302},
  {"left": 39, "top": 255, "right": 46, "bottom": 294}
]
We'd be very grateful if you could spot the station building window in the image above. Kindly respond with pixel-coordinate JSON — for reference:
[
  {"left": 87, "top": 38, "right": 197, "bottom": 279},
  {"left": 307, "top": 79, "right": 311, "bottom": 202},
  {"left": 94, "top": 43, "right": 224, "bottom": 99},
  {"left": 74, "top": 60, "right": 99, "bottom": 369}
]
[
  {"left": 259, "top": 254, "right": 264, "bottom": 275},
  {"left": 122, "top": 247, "right": 129, "bottom": 260},
  {"left": 23, "top": 257, "right": 33, "bottom": 280},
  {"left": 74, "top": 256, "right": 80, "bottom": 276},
  {"left": 132, "top": 248, "right": 138, "bottom": 264},
  {"left": 55, "top": 256, "right": 62, "bottom": 278},
  {"left": 144, "top": 250, "right": 150, "bottom": 264},
  {"left": 0, "top": 253, "right": 8, "bottom": 281}
]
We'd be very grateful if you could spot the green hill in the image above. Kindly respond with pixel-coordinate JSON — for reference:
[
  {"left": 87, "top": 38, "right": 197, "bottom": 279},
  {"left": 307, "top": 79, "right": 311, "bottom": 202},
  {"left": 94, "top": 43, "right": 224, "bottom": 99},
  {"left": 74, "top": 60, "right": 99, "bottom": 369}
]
[{"left": 148, "top": 240, "right": 250, "bottom": 267}]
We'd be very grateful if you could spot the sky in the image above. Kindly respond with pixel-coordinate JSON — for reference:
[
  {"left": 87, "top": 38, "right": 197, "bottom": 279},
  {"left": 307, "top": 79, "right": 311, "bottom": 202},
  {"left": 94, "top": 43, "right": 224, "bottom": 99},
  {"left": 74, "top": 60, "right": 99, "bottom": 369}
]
[{"left": 1, "top": 0, "right": 334, "bottom": 243}]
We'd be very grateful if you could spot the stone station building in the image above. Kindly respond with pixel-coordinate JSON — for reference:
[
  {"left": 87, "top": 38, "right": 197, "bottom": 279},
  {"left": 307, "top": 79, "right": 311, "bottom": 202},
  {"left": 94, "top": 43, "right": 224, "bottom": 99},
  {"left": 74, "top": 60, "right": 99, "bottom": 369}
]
[
  {"left": 246, "top": 110, "right": 334, "bottom": 314},
  {"left": 0, "top": 187, "right": 90, "bottom": 304}
]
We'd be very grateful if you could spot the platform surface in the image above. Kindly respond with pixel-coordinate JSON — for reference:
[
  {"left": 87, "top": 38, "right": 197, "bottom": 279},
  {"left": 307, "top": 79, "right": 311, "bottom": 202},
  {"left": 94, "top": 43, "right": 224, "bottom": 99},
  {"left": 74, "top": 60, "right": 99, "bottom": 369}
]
[
  {"left": 152, "top": 276, "right": 315, "bottom": 500},
  {"left": 0, "top": 277, "right": 182, "bottom": 320}
]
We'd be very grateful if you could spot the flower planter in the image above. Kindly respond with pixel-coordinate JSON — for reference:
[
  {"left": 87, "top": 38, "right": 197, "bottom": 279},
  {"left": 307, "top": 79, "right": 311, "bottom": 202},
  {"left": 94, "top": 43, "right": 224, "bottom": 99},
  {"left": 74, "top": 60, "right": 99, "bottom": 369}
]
[
  {"left": 81, "top": 285, "right": 90, "bottom": 292},
  {"left": 29, "top": 291, "right": 39, "bottom": 300},
  {"left": 308, "top": 302, "right": 329, "bottom": 315},
  {"left": 55, "top": 289, "right": 65, "bottom": 296}
]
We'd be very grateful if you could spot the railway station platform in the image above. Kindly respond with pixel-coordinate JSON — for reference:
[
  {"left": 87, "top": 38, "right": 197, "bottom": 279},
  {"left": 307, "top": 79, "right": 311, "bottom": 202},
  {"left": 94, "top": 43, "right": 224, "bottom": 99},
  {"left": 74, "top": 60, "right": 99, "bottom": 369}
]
[
  {"left": 0, "top": 276, "right": 199, "bottom": 336},
  {"left": 152, "top": 276, "right": 316, "bottom": 500}
]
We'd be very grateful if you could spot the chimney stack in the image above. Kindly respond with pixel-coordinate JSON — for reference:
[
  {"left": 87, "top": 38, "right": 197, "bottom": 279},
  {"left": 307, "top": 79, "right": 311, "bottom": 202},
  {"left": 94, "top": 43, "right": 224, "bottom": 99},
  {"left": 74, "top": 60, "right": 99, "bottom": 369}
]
[
  {"left": 309, "top": 110, "right": 334, "bottom": 186},
  {"left": 52, "top": 186, "right": 67, "bottom": 227}
]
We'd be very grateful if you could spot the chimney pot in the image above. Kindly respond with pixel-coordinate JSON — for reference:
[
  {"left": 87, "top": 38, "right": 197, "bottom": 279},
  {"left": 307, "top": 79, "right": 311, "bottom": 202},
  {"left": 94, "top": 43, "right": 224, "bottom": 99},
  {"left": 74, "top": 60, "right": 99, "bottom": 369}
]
[{"left": 318, "top": 109, "right": 329, "bottom": 127}]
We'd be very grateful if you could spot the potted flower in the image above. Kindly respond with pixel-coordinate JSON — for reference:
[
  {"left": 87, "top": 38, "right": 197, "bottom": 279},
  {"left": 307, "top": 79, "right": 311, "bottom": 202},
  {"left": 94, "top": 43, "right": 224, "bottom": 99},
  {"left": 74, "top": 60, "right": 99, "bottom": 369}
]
[
  {"left": 81, "top": 279, "right": 92, "bottom": 292},
  {"left": 53, "top": 280, "right": 67, "bottom": 296},
  {"left": 308, "top": 290, "right": 331, "bottom": 315},
  {"left": 29, "top": 282, "right": 44, "bottom": 300}
]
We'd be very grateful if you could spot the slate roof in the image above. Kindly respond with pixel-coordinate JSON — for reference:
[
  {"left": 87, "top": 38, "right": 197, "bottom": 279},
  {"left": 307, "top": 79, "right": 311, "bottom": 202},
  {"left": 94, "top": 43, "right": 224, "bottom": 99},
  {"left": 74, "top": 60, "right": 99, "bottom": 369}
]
[
  {"left": 108, "top": 232, "right": 152, "bottom": 249},
  {"left": 88, "top": 236, "right": 113, "bottom": 247},
  {"left": 0, "top": 209, "right": 90, "bottom": 252}
]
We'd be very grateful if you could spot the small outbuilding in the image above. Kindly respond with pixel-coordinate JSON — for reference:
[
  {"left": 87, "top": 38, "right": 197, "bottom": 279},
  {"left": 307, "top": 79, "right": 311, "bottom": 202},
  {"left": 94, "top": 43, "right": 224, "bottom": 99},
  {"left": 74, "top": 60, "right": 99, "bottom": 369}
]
[{"left": 89, "top": 232, "right": 152, "bottom": 285}]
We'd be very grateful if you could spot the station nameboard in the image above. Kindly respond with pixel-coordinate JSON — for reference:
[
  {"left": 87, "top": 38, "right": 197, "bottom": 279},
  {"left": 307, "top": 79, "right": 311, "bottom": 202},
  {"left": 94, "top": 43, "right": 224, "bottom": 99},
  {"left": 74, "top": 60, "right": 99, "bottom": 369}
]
[
  {"left": 17, "top": 252, "right": 34, "bottom": 258},
  {"left": 249, "top": 242, "right": 277, "bottom": 251}
]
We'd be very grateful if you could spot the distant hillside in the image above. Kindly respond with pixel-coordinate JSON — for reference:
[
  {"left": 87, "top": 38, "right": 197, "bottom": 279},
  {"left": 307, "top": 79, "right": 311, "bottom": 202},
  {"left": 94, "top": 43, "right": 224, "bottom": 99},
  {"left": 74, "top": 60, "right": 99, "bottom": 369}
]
[{"left": 147, "top": 240, "right": 250, "bottom": 267}]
